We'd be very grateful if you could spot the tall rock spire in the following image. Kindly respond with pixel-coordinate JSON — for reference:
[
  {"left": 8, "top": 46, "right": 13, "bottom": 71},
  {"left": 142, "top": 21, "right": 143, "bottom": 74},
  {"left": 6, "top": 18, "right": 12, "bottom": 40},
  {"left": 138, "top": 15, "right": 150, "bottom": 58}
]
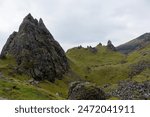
[
  {"left": 0, "top": 14, "right": 69, "bottom": 82},
  {"left": 107, "top": 40, "right": 116, "bottom": 51}
]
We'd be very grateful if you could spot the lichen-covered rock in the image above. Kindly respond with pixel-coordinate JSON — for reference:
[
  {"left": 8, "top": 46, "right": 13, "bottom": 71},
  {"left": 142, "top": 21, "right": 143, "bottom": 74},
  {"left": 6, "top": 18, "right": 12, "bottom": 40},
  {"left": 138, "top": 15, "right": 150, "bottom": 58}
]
[
  {"left": 68, "top": 81, "right": 106, "bottom": 100},
  {"left": 0, "top": 13, "right": 69, "bottom": 82}
]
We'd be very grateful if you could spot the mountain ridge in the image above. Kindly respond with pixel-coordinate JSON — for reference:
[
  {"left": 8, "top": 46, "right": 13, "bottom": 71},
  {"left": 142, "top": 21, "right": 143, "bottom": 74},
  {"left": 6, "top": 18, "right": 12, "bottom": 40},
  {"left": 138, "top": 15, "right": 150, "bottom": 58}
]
[{"left": 116, "top": 33, "right": 150, "bottom": 54}]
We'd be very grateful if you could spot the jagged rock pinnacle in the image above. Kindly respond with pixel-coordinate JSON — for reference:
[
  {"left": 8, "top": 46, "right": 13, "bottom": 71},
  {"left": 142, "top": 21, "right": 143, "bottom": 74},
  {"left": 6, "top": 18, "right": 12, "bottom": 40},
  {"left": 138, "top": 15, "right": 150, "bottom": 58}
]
[
  {"left": 24, "top": 13, "right": 33, "bottom": 20},
  {"left": 107, "top": 40, "right": 116, "bottom": 51},
  {"left": 0, "top": 14, "right": 69, "bottom": 82},
  {"left": 38, "top": 18, "right": 50, "bottom": 34},
  {"left": 39, "top": 18, "right": 44, "bottom": 25}
]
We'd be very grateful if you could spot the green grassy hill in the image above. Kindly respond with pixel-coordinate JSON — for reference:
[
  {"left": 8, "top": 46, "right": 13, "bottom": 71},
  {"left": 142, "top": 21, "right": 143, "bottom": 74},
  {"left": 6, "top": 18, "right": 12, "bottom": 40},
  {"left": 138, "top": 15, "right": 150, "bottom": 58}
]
[
  {"left": 66, "top": 44, "right": 150, "bottom": 99},
  {"left": 67, "top": 45, "right": 127, "bottom": 85}
]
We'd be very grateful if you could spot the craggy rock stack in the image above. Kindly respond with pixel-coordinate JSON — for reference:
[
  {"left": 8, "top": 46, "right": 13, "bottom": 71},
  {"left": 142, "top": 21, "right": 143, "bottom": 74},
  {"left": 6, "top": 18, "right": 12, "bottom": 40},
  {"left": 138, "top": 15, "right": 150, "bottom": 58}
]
[{"left": 0, "top": 14, "right": 69, "bottom": 82}]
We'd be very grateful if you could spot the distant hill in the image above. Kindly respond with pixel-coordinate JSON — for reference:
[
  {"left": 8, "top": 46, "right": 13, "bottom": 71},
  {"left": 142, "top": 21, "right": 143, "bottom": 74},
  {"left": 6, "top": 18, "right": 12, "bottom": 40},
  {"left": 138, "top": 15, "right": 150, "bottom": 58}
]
[{"left": 117, "top": 33, "right": 150, "bottom": 54}]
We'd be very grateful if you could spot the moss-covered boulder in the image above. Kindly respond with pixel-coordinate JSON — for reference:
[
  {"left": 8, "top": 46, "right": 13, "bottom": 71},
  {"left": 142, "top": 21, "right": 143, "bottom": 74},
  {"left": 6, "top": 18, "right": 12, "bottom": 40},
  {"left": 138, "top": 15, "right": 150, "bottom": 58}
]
[{"left": 68, "top": 81, "right": 106, "bottom": 100}]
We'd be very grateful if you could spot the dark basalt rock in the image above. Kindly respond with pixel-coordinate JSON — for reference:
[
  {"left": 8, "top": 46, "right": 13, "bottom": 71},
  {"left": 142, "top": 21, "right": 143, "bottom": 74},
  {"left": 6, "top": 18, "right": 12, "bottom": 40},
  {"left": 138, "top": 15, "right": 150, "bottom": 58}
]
[
  {"left": 68, "top": 81, "right": 106, "bottom": 100},
  {"left": 0, "top": 13, "right": 69, "bottom": 82},
  {"left": 107, "top": 40, "right": 116, "bottom": 51}
]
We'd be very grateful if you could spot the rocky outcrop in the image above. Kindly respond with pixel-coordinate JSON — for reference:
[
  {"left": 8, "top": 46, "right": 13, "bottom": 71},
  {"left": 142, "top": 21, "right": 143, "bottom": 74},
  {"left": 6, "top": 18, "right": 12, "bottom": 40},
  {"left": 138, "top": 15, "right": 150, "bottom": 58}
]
[
  {"left": 87, "top": 46, "right": 97, "bottom": 53},
  {"left": 0, "top": 13, "right": 69, "bottom": 82},
  {"left": 97, "top": 43, "right": 102, "bottom": 46},
  {"left": 68, "top": 81, "right": 106, "bottom": 100},
  {"left": 111, "top": 80, "right": 150, "bottom": 100},
  {"left": 107, "top": 40, "right": 116, "bottom": 51},
  {"left": 129, "top": 60, "right": 150, "bottom": 79}
]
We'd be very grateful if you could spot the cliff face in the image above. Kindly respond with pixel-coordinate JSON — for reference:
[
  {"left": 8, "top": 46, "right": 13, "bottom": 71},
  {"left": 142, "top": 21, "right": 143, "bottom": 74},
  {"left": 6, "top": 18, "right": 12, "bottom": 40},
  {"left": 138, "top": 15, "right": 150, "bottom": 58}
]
[{"left": 0, "top": 13, "right": 69, "bottom": 82}]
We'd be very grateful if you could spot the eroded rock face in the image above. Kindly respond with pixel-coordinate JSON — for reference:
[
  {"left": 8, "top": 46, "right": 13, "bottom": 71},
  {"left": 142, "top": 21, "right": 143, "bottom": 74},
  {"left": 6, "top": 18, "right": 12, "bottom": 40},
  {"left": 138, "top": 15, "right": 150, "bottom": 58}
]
[
  {"left": 68, "top": 81, "right": 106, "bottom": 100},
  {"left": 0, "top": 13, "right": 69, "bottom": 82}
]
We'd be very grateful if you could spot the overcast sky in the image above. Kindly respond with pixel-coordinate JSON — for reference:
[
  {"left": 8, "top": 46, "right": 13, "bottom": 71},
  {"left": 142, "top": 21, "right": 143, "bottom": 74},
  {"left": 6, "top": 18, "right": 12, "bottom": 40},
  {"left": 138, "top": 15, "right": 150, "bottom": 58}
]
[{"left": 1, "top": 0, "right": 150, "bottom": 51}]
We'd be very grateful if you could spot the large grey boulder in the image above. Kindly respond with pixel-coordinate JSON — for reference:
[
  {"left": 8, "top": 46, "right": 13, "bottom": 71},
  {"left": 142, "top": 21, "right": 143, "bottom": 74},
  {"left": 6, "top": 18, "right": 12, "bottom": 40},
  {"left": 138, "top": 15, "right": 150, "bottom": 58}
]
[
  {"left": 0, "top": 13, "right": 69, "bottom": 82},
  {"left": 68, "top": 81, "right": 106, "bottom": 100}
]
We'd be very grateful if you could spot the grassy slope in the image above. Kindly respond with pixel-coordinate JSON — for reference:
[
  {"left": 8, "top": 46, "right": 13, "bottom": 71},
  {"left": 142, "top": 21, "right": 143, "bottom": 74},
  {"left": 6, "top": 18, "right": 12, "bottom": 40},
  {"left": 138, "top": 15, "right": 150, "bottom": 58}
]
[
  {"left": 127, "top": 44, "right": 150, "bottom": 82},
  {"left": 0, "top": 55, "right": 75, "bottom": 100},
  {"left": 67, "top": 45, "right": 128, "bottom": 85},
  {"left": 66, "top": 44, "right": 150, "bottom": 97}
]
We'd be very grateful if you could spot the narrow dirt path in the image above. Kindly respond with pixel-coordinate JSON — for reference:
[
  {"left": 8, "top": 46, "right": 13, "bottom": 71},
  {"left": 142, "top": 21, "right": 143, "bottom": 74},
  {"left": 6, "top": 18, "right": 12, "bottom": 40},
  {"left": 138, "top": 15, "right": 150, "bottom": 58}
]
[{"left": 0, "top": 97, "right": 7, "bottom": 100}]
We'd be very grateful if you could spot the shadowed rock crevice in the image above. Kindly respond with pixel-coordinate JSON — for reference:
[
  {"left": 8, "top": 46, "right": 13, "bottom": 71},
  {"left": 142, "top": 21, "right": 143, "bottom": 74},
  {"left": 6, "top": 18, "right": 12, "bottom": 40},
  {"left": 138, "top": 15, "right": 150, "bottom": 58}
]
[{"left": 0, "top": 13, "right": 69, "bottom": 82}]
